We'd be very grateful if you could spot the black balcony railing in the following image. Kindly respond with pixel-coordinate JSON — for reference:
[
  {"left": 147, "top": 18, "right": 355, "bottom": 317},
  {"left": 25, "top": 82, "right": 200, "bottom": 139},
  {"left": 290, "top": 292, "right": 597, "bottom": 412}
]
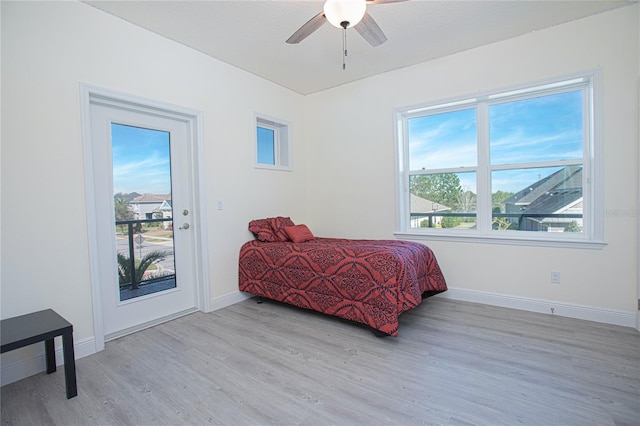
[
  {"left": 115, "top": 218, "right": 176, "bottom": 290},
  {"left": 411, "top": 212, "right": 582, "bottom": 230}
]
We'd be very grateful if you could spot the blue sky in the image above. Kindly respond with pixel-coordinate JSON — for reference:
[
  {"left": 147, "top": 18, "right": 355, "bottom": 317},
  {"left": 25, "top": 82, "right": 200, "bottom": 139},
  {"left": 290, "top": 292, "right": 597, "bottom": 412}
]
[
  {"left": 111, "top": 124, "right": 172, "bottom": 195},
  {"left": 111, "top": 91, "right": 582, "bottom": 196},
  {"left": 257, "top": 126, "right": 275, "bottom": 164},
  {"left": 408, "top": 90, "right": 583, "bottom": 194}
]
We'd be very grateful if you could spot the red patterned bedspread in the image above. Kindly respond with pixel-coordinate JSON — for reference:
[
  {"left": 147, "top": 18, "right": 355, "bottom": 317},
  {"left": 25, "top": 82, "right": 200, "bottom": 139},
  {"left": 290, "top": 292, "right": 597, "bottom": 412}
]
[{"left": 238, "top": 238, "right": 447, "bottom": 336}]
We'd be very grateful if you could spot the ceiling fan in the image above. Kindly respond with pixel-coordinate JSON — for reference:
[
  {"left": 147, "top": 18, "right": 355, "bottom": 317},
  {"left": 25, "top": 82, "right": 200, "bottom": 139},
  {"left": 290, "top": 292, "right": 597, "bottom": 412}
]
[{"left": 286, "top": 0, "right": 407, "bottom": 47}]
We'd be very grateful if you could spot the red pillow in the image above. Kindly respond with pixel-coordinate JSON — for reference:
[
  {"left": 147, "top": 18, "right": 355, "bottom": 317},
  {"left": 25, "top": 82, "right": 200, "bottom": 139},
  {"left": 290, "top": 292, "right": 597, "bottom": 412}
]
[
  {"left": 270, "top": 216, "right": 296, "bottom": 242},
  {"left": 285, "top": 224, "right": 315, "bottom": 243},
  {"left": 248, "top": 219, "right": 277, "bottom": 242}
]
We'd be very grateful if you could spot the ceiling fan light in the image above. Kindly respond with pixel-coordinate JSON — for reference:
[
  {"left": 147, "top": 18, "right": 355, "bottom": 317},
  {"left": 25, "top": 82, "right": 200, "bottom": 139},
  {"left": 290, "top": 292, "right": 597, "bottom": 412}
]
[{"left": 323, "top": 0, "right": 366, "bottom": 29}]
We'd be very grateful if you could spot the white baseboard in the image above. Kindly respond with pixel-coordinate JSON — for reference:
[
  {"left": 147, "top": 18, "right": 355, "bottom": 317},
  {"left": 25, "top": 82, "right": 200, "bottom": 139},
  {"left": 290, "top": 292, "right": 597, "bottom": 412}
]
[
  {"left": 208, "top": 290, "right": 253, "bottom": 312},
  {"left": 437, "top": 287, "right": 637, "bottom": 328},
  {"left": 1, "top": 336, "right": 96, "bottom": 387}
]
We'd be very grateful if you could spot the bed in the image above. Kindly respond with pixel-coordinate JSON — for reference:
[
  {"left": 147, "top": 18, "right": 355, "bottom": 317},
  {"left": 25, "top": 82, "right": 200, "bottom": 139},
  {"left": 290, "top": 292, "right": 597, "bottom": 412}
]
[{"left": 238, "top": 217, "right": 447, "bottom": 336}]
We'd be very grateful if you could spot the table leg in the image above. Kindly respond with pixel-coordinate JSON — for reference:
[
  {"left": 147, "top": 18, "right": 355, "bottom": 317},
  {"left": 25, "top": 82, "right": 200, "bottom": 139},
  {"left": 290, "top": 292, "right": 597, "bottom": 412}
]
[
  {"left": 45, "top": 338, "right": 56, "bottom": 374},
  {"left": 61, "top": 331, "right": 77, "bottom": 399}
]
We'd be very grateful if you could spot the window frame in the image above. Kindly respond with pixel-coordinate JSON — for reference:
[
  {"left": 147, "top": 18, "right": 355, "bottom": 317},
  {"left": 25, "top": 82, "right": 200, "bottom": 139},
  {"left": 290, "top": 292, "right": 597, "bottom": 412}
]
[
  {"left": 255, "top": 114, "right": 292, "bottom": 171},
  {"left": 394, "top": 71, "right": 605, "bottom": 249}
]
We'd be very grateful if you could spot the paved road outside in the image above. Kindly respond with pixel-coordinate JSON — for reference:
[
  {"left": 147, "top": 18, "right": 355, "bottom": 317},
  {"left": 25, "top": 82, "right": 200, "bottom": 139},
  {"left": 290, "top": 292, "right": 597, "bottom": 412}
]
[{"left": 115, "top": 232, "right": 175, "bottom": 274}]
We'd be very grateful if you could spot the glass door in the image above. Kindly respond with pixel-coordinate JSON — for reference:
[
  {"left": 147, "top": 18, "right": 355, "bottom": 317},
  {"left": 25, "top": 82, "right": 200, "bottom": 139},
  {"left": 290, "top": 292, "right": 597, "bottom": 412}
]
[{"left": 90, "top": 100, "right": 197, "bottom": 340}]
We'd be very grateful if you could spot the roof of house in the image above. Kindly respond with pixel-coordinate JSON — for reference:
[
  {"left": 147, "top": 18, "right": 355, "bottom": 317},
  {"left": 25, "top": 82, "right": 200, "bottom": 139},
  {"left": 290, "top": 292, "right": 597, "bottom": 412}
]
[
  {"left": 504, "top": 166, "right": 582, "bottom": 214},
  {"left": 410, "top": 194, "right": 451, "bottom": 213},
  {"left": 131, "top": 193, "right": 171, "bottom": 203},
  {"left": 153, "top": 200, "right": 173, "bottom": 212}
]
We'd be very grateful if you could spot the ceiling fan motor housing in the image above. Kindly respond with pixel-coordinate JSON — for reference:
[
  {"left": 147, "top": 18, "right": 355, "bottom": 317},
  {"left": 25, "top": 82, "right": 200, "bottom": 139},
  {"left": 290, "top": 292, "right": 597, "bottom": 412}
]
[{"left": 323, "top": 0, "right": 366, "bottom": 29}]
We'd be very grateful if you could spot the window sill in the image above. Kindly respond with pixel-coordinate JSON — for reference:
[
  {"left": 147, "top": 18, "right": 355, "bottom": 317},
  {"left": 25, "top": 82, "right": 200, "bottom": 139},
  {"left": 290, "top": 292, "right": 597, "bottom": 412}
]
[
  {"left": 254, "top": 165, "right": 292, "bottom": 172},
  {"left": 394, "top": 231, "right": 607, "bottom": 250}
]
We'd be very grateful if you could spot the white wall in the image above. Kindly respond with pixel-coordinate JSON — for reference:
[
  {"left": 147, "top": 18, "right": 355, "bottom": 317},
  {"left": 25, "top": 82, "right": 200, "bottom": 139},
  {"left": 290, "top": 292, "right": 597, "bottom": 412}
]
[
  {"left": 1, "top": 1, "right": 638, "bottom": 380},
  {"left": 304, "top": 5, "right": 639, "bottom": 316},
  {"left": 1, "top": 1, "right": 307, "bottom": 345}
]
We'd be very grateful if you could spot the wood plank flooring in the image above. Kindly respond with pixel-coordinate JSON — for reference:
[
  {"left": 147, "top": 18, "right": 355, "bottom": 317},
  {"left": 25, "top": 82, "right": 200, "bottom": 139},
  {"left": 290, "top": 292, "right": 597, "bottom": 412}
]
[{"left": 2, "top": 297, "right": 639, "bottom": 425}]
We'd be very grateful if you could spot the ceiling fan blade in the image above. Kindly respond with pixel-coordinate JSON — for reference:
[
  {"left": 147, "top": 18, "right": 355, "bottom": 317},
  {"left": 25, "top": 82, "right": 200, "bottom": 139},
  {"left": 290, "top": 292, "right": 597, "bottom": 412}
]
[
  {"left": 286, "top": 12, "right": 327, "bottom": 44},
  {"left": 354, "top": 12, "right": 387, "bottom": 47}
]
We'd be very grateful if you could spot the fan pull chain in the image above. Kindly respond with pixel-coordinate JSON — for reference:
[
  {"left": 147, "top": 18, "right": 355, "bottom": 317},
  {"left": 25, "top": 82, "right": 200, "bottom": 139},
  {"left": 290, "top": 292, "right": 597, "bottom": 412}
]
[{"left": 342, "top": 27, "right": 347, "bottom": 70}]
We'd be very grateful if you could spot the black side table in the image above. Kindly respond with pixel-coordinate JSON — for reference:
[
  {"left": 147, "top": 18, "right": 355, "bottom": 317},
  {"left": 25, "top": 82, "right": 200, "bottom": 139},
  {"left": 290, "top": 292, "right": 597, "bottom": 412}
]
[{"left": 1, "top": 309, "right": 77, "bottom": 399}]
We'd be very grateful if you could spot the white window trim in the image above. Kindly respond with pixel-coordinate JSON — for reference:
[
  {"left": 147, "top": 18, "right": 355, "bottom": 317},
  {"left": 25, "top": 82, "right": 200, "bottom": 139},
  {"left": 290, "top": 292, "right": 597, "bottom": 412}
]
[
  {"left": 394, "top": 70, "right": 606, "bottom": 249},
  {"left": 255, "top": 113, "right": 292, "bottom": 171}
]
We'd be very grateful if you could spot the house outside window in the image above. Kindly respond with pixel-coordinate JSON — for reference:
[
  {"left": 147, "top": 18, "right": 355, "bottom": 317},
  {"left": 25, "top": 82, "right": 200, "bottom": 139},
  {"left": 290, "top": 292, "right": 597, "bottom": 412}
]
[
  {"left": 256, "top": 115, "right": 291, "bottom": 171},
  {"left": 395, "top": 73, "right": 604, "bottom": 248}
]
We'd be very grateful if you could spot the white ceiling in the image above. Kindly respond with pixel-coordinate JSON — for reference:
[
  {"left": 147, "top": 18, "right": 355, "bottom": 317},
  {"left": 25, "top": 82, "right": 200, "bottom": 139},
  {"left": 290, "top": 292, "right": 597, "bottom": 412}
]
[{"left": 84, "top": 0, "right": 634, "bottom": 95}]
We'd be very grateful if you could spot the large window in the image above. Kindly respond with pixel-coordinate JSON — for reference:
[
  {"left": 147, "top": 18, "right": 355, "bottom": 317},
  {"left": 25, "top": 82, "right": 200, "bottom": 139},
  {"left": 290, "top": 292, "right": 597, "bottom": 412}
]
[{"left": 396, "top": 74, "right": 603, "bottom": 248}]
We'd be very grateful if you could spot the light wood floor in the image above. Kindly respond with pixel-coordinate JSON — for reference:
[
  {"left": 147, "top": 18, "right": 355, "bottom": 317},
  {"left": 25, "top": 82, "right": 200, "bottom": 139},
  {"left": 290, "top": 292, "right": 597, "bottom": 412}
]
[{"left": 2, "top": 297, "right": 639, "bottom": 425}]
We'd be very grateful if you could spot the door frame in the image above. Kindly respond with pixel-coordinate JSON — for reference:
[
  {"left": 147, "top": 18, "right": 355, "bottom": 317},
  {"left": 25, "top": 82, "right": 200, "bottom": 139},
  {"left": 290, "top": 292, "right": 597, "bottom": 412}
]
[{"left": 80, "top": 84, "right": 210, "bottom": 352}]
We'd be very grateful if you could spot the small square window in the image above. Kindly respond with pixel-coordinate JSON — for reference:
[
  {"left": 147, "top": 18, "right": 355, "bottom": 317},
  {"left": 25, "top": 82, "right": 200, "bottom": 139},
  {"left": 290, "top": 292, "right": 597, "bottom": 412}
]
[{"left": 256, "top": 115, "right": 291, "bottom": 170}]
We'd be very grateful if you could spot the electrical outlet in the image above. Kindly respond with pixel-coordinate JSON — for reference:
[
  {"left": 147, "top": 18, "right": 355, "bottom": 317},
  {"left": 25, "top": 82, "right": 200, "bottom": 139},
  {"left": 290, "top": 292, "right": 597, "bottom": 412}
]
[{"left": 551, "top": 271, "right": 561, "bottom": 284}]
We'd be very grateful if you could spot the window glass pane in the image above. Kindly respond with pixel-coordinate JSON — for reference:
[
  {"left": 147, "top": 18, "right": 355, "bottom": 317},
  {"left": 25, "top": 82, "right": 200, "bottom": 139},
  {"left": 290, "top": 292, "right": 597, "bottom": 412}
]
[
  {"left": 491, "top": 165, "right": 583, "bottom": 232},
  {"left": 489, "top": 90, "right": 583, "bottom": 165},
  {"left": 409, "top": 172, "right": 477, "bottom": 229},
  {"left": 257, "top": 126, "right": 275, "bottom": 165},
  {"left": 111, "top": 123, "right": 177, "bottom": 301},
  {"left": 408, "top": 108, "right": 477, "bottom": 170}
]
